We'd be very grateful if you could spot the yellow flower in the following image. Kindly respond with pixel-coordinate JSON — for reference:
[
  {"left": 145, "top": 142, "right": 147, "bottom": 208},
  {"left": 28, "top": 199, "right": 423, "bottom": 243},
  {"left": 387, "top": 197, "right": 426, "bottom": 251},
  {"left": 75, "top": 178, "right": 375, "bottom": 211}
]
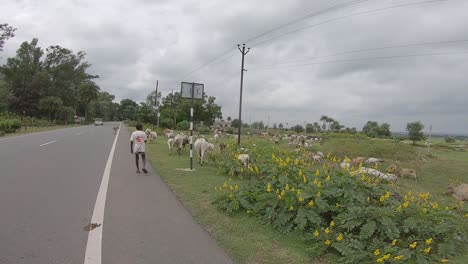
[
  {"left": 298, "top": 170, "right": 303, "bottom": 177},
  {"left": 376, "top": 257, "right": 384, "bottom": 263},
  {"left": 440, "top": 259, "right": 449, "bottom": 263},
  {"left": 308, "top": 200, "right": 314, "bottom": 207},
  {"left": 330, "top": 221, "right": 336, "bottom": 227},
  {"left": 291, "top": 187, "right": 295, "bottom": 192},
  {"left": 423, "top": 208, "right": 428, "bottom": 213},
  {"left": 325, "top": 227, "right": 330, "bottom": 234},
  {"left": 374, "top": 249, "right": 381, "bottom": 256},
  {"left": 303, "top": 176, "right": 307, "bottom": 183},
  {"left": 298, "top": 196, "right": 304, "bottom": 203},
  {"left": 267, "top": 183, "right": 272, "bottom": 193},
  {"left": 235, "top": 184, "right": 239, "bottom": 191},
  {"left": 278, "top": 195, "right": 282, "bottom": 200},
  {"left": 276, "top": 189, "right": 280, "bottom": 194},
  {"left": 432, "top": 202, "right": 439, "bottom": 209},
  {"left": 228, "top": 193, "right": 234, "bottom": 198},
  {"left": 383, "top": 254, "right": 391, "bottom": 260},
  {"left": 367, "top": 196, "right": 371, "bottom": 202},
  {"left": 285, "top": 184, "right": 290, "bottom": 191},
  {"left": 246, "top": 210, "right": 252, "bottom": 214},
  {"left": 426, "top": 238, "right": 433, "bottom": 245},
  {"left": 317, "top": 181, "right": 322, "bottom": 188},
  {"left": 409, "top": 241, "right": 417, "bottom": 249},
  {"left": 326, "top": 175, "right": 331, "bottom": 181},
  {"left": 391, "top": 239, "right": 397, "bottom": 246},
  {"left": 315, "top": 169, "right": 320, "bottom": 176},
  {"left": 424, "top": 247, "right": 431, "bottom": 254},
  {"left": 289, "top": 205, "right": 294, "bottom": 211},
  {"left": 317, "top": 191, "right": 321, "bottom": 197},
  {"left": 396, "top": 205, "right": 402, "bottom": 212},
  {"left": 314, "top": 230, "right": 320, "bottom": 237},
  {"left": 229, "top": 185, "right": 234, "bottom": 191},
  {"left": 325, "top": 239, "right": 331, "bottom": 246},
  {"left": 336, "top": 233, "right": 343, "bottom": 241},
  {"left": 403, "top": 201, "right": 410, "bottom": 208},
  {"left": 223, "top": 181, "right": 227, "bottom": 188},
  {"left": 281, "top": 190, "right": 285, "bottom": 196},
  {"left": 394, "top": 255, "right": 403, "bottom": 261},
  {"left": 240, "top": 167, "right": 244, "bottom": 173}
]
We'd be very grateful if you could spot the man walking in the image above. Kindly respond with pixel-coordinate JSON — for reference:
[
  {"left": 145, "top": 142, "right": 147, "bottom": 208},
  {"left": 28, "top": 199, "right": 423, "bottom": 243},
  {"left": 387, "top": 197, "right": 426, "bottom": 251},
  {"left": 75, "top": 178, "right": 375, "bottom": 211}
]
[{"left": 130, "top": 124, "right": 148, "bottom": 173}]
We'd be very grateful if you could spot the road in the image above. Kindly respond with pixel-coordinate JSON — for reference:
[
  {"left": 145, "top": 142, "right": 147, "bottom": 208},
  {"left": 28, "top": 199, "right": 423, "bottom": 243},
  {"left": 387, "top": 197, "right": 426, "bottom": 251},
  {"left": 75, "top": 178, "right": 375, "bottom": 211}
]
[{"left": 0, "top": 123, "right": 232, "bottom": 264}]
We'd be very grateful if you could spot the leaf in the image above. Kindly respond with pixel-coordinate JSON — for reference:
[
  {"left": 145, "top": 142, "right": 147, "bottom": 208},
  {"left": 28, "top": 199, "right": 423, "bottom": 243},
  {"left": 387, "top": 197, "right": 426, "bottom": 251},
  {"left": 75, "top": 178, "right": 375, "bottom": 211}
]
[
  {"left": 359, "top": 220, "right": 376, "bottom": 240},
  {"left": 294, "top": 207, "right": 307, "bottom": 231}
]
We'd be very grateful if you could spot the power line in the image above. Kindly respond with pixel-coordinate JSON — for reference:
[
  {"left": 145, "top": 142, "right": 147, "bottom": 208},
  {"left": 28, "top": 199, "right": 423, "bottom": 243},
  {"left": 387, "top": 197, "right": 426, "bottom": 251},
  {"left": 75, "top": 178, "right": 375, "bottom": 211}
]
[
  {"left": 249, "top": 0, "right": 448, "bottom": 48},
  {"left": 251, "top": 51, "right": 468, "bottom": 71},
  {"left": 244, "top": 0, "right": 371, "bottom": 43},
  {"left": 179, "top": 0, "right": 372, "bottom": 79},
  {"left": 255, "top": 39, "right": 468, "bottom": 69}
]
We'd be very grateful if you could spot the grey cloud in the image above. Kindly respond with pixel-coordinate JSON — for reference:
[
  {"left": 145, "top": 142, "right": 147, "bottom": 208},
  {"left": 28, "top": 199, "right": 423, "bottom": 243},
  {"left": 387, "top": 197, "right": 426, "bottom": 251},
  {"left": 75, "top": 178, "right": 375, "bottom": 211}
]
[{"left": 1, "top": 0, "right": 468, "bottom": 133}]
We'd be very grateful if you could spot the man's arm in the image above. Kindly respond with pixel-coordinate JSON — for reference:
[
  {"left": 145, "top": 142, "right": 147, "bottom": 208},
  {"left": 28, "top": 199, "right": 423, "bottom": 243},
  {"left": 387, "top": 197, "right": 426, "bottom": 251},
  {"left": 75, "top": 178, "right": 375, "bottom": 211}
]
[{"left": 130, "top": 140, "right": 134, "bottom": 154}]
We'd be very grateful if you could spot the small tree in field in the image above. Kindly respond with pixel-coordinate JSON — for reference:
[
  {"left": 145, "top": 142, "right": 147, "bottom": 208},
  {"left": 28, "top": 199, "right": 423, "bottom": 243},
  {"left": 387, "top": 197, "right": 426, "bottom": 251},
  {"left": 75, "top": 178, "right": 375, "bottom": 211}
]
[{"left": 407, "top": 121, "right": 425, "bottom": 145}]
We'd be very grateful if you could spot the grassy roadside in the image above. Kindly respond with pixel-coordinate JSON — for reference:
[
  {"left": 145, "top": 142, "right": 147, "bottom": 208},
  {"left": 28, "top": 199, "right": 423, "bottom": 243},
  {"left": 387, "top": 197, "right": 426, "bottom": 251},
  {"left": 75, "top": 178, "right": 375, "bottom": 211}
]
[
  {"left": 136, "top": 127, "right": 467, "bottom": 263},
  {"left": 140, "top": 133, "right": 318, "bottom": 264},
  {"left": 0, "top": 124, "right": 84, "bottom": 138}
]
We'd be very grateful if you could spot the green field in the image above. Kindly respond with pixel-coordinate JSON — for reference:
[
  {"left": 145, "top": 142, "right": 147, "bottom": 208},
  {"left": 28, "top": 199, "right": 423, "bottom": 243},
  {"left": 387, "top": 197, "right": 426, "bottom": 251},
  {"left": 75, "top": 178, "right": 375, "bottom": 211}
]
[
  {"left": 0, "top": 124, "right": 84, "bottom": 138},
  {"left": 138, "top": 128, "right": 467, "bottom": 264}
]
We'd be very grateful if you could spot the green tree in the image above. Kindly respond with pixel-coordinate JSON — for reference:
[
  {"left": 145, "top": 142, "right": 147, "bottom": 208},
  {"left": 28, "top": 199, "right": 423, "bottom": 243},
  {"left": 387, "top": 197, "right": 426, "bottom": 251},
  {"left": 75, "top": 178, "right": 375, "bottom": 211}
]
[
  {"left": 378, "top": 123, "right": 392, "bottom": 138},
  {"left": 278, "top": 123, "right": 284, "bottom": 130},
  {"left": 330, "top": 120, "right": 344, "bottom": 132},
  {"left": 292, "top": 124, "right": 304, "bottom": 133},
  {"left": 1, "top": 38, "right": 46, "bottom": 116},
  {"left": 305, "top": 123, "right": 314, "bottom": 133},
  {"left": 407, "top": 121, "right": 425, "bottom": 145},
  {"left": 272, "top": 123, "right": 278, "bottom": 129},
  {"left": 362, "top": 121, "right": 379, "bottom": 138},
  {"left": 231, "top": 118, "right": 240, "bottom": 128},
  {"left": 39, "top": 96, "right": 63, "bottom": 123},
  {"left": 77, "top": 80, "right": 99, "bottom": 120},
  {"left": 0, "top": 73, "right": 12, "bottom": 112},
  {"left": 252, "top": 121, "right": 265, "bottom": 130},
  {"left": 320, "top": 115, "right": 335, "bottom": 131},
  {"left": 0, "top": 23, "right": 16, "bottom": 51},
  {"left": 118, "top": 99, "right": 139, "bottom": 120}
]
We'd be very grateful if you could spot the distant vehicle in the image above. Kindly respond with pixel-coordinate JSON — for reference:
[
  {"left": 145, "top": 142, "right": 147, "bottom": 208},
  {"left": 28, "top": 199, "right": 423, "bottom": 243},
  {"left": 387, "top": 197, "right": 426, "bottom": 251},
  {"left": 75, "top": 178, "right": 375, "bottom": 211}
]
[{"left": 94, "top": 118, "right": 103, "bottom": 126}]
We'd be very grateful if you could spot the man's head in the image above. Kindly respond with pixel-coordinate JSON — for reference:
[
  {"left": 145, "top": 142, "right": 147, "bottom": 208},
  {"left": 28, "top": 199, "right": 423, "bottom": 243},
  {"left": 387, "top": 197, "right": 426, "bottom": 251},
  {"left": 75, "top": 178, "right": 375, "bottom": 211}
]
[{"left": 136, "top": 123, "right": 143, "bottom": 131}]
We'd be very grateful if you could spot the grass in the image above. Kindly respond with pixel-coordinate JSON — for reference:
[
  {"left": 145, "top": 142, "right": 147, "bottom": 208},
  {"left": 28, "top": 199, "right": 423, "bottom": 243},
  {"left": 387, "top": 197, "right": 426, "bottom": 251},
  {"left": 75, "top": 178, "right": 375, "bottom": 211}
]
[
  {"left": 143, "top": 135, "right": 317, "bottom": 264},
  {"left": 135, "top": 127, "right": 467, "bottom": 263},
  {"left": 0, "top": 124, "right": 83, "bottom": 137}
]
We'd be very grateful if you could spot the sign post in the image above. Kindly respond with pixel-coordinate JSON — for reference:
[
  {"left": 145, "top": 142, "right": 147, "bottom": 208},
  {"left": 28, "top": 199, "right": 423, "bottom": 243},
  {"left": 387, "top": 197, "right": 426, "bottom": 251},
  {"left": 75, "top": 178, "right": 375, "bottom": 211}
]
[{"left": 181, "top": 82, "right": 204, "bottom": 170}]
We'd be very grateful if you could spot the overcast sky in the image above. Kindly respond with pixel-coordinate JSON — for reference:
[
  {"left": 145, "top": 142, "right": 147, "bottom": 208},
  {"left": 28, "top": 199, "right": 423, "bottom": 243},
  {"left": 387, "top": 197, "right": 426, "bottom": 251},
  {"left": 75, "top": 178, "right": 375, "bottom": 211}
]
[{"left": 1, "top": 0, "right": 467, "bottom": 134}]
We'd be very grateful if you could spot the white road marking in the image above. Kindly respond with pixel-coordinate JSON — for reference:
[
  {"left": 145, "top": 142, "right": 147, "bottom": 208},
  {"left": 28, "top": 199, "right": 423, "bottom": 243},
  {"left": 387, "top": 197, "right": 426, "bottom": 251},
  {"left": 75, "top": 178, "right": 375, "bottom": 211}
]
[
  {"left": 84, "top": 122, "right": 121, "bottom": 264},
  {"left": 75, "top": 132, "right": 82, "bottom": 136},
  {"left": 39, "top": 140, "right": 58, "bottom": 147}
]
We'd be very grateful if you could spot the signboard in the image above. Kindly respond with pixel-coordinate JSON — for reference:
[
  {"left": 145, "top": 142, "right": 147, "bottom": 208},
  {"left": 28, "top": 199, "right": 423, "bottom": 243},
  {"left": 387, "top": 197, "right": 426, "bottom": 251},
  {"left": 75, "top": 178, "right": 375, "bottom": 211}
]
[{"left": 181, "top": 82, "right": 204, "bottom": 99}]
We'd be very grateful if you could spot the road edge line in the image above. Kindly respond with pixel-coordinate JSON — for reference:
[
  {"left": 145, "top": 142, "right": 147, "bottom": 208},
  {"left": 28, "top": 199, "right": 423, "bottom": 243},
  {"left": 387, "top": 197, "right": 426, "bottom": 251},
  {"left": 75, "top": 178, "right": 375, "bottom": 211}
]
[{"left": 83, "top": 122, "right": 121, "bottom": 264}]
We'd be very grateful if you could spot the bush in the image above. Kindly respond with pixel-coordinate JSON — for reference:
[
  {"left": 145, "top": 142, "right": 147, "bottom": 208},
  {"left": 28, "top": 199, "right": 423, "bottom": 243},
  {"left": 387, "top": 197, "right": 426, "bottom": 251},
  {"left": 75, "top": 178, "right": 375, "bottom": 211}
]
[
  {"left": 445, "top": 137, "right": 456, "bottom": 143},
  {"left": 0, "top": 117, "right": 22, "bottom": 133},
  {"left": 213, "top": 143, "right": 467, "bottom": 263},
  {"left": 177, "top": 120, "right": 190, "bottom": 130}
]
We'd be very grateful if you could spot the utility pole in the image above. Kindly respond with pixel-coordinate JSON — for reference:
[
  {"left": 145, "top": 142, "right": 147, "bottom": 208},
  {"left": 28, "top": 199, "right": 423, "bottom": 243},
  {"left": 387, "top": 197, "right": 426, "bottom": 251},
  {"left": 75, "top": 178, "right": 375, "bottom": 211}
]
[
  {"left": 154, "top": 80, "right": 159, "bottom": 129},
  {"left": 237, "top": 43, "right": 250, "bottom": 146},
  {"left": 428, "top": 124, "right": 432, "bottom": 153}
]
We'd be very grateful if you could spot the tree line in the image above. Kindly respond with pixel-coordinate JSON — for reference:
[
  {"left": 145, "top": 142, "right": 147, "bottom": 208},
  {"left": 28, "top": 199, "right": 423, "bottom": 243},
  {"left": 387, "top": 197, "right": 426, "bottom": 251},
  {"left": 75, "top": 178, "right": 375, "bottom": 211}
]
[{"left": 0, "top": 25, "right": 223, "bottom": 129}]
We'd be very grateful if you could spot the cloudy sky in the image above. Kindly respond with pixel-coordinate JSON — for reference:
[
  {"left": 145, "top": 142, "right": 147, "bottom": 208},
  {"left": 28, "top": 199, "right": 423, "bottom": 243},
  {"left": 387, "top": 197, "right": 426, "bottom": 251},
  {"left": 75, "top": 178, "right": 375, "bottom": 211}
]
[{"left": 1, "top": 0, "right": 467, "bottom": 133}]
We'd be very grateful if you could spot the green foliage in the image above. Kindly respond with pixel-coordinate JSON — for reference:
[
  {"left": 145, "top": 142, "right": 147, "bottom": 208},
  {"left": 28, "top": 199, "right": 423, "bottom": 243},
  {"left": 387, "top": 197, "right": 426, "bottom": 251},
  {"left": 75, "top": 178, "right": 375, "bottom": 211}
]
[
  {"left": 0, "top": 113, "right": 21, "bottom": 133},
  {"left": 363, "top": 121, "right": 392, "bottom": 138},
  {"left": 407, "top": 121, "right": 425, "bottom": 145},
  {"left": 445, "top": 137, "right": 456, "bottom": 143},
  {"left": 177, "top": 120, "right": 190, "bottom": 130},
  {"left": 292, "top": 125, "right": 304, "bottom": 133},
  {"left": 0, "top": 23, "right": 16, "bottom": 51},
  {"left": 213, "top": 142, "right": 467, "bottom": 263}
]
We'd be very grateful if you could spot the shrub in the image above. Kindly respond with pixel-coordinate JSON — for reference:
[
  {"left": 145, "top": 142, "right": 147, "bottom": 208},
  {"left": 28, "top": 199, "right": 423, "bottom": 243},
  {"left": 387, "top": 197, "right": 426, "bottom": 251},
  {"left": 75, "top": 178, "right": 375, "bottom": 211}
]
[
  {"left": 445, "top": 137, "right": 456, "bottom": 143},
  {"left": 177, "top": 120, "right": 190, "bottom": 130},
  {"left": 0, "top": 117, "right": 21, "bottom": 133},
  {"left": 214, "top": 144, "right": 467, "bottom": 263}
]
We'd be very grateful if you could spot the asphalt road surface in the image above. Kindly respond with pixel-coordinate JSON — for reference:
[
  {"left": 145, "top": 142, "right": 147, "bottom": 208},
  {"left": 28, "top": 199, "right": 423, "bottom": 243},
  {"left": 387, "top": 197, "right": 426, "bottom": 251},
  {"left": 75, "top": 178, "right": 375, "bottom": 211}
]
[{"left": 0, "top": 123, "right": 232, "bottom": 264}]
